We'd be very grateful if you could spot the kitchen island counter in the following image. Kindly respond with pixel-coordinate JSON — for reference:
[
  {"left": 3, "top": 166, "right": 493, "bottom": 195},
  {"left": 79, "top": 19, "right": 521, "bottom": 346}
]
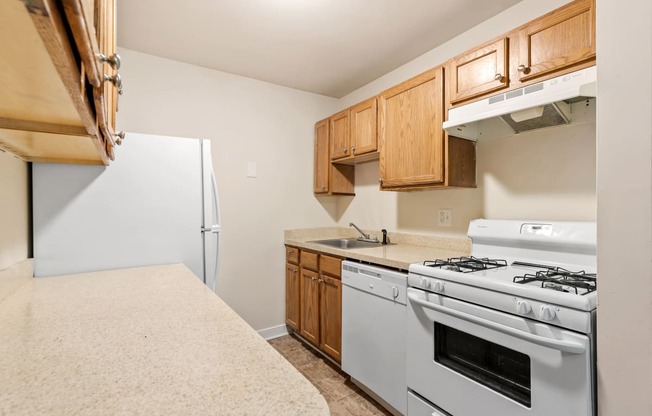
[{"left": 0, "top": 263, "right": 329, "bottom": 416}]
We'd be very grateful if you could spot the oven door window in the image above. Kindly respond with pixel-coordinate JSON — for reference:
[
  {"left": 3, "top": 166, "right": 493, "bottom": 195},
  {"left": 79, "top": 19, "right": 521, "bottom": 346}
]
[{"left": 434, "top": 322, "right": 531, "bottom": 407}]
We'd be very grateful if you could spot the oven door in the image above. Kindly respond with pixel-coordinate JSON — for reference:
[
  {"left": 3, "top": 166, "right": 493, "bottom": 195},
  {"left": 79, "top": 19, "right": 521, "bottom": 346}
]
[{"left": 407, "top": 287, "right": 594, "bottom": 416}]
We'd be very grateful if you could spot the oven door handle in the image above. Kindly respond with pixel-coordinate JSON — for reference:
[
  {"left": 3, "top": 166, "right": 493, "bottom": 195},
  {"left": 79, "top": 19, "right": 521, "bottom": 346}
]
[{"left": 408, "top": 293, "right": 587, "bottom": 354}]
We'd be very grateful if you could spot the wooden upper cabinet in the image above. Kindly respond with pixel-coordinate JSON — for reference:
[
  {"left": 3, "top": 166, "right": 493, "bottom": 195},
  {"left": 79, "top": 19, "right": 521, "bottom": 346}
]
[
  {"left": 0, "top": 0, "right": 120, "bottom": 165},
  {"left": 330, "top": 109, "right": 350, "bottom": 160},
  {"left": 349, "top": 97, "right": 378, "bottom": 157},
  {"left": 379, "top": 67, "right": 445, "bottom": 189},
  {"left": 313, "top": 118, "right": 330, "bottom": 194},
  {"left": 328, "top": 97, "right": 379, "bottom": 165},
  {"left": 515, "top": 0, "right": 595, "bottom": 83},
  {"left": 449, "top": 37, "right": 509, "bottom": 104},
  {"left": 313, "top": 118, "right": 355, "bottom": 196}
]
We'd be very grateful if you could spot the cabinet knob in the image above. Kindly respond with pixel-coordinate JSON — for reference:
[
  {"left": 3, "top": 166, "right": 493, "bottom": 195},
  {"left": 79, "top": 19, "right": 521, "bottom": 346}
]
[
  {"left": 114, "top": 131, "right": 125, "bottom": 145},
  {"left": 343, "top": 147, "right": 348, "bottom": 154},
  {"left": 517, "top": 65, "right": 529, "bottom": 73},
  {"left": 378, "top": 178, "right": 383, "bottom": 183},
  {"left": 322, "top": 185, "right": 326, "bottom": 191},
  {"left": 311, "top": 276, "right": 317, "bottom": 281},
  {"left": 318, "top": 279, "right": 324, "bottom": 283},
  {"left": 351, "top": 146, "right": 356, "bottom": 154},
  {"left": 104, "top": 72, "right": 122, "bottom": 89},
  {"left": 494, "top": 73, "right": 504, "bottom": 82},
  {"left": 99, "top": 53, "right": 121, "bottom": 70}
]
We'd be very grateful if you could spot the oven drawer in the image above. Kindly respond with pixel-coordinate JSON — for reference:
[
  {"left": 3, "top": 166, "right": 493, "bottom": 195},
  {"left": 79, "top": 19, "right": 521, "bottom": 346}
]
[
  {"left": 408, "top": 391, "right": 450, "bottom": 416},
  {"left": 406, "top": 287, "right": 594, "bottom": 416}
]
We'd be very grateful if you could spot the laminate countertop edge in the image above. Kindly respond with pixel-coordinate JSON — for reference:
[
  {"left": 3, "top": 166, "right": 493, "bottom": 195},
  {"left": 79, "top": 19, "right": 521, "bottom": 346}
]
[{"left": 0, "top": 263, "right": 329, "bottom": 416}]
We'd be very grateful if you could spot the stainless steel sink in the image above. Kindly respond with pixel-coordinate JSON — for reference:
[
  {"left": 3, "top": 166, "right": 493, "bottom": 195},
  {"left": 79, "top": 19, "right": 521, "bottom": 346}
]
[{"left": 309, "top": 238, "right": 382, "bottom": 250}]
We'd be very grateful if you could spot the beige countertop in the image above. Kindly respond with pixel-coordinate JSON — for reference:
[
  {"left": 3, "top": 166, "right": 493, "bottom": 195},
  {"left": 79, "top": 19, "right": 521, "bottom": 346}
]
[
  {"left": 0, "top": 263, "right": 329, "bottom": 416},
  {"left": 285, "top": 228, "right": 471, "bottom": 270}
]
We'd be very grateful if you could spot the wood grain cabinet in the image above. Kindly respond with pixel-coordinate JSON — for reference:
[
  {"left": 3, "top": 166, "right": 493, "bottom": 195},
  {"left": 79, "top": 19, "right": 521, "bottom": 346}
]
[
  {"left": 379, "top": 66, "right": 475, "bottom": 190},
  {"left": 313, "top": 118, "right": 355, "bottom": 195},
  {"left": 330, "top": 109, "right": 350, "bottom": 160},
  {"left": 514, "top": 0, "right": 595, "bottom": 84},
  {"left": 448, "top": 37, "right": 509, "bottom": 105},
  {"left": 319, "top": 258, "right": 342, "bottom": 362},
  {"left": 285, "top": 246, "right": 301, "bottom": 332},
  {"left": 331, "top": 97, "right": 379, "bottom": 164},
  {"left": 293, "top": 249, "right": 343, "bottom": 363},
  {"left": 0, "top": 0, "right": 121, "bottom": 165}
]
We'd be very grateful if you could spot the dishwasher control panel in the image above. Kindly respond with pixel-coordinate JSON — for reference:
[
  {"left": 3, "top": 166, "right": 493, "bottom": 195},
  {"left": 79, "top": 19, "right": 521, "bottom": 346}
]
[{"left": 342, "top": 261, "right": 407, "bottom": 305}]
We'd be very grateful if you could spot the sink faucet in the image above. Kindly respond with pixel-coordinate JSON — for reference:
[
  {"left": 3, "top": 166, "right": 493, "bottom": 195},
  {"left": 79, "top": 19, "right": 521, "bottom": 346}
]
[{"left": 349, "top": 222, "right": 371, "bottom": 240}]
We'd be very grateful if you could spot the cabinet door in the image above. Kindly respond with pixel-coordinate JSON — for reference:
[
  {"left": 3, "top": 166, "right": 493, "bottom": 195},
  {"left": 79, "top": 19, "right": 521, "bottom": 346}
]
[
  {"left": 285, "top": 263, "right": 301, "bottom": 331},
  {"left": 449, "top": 37, "right": 508, "bottom": 104},
  {"left": 313, "top": 118, "right": 330, "bottom": 194},
  {"left": 516, "top": 0, "right": 595, "bottom": 83},
  {"left": 350, "top": 98, "right": 377, "bottom": 156},
  {"left": 319, "top": 274, "right": 342, "bottom": 362},
  {"left": 299, "top": 268, "right": 320, "bottom": 346},
  {"left": 330, "top": 109, "right": 350, "bottom": 160},
  {"left": 378, "top": 67, "right": 445, "bottom": 189}
]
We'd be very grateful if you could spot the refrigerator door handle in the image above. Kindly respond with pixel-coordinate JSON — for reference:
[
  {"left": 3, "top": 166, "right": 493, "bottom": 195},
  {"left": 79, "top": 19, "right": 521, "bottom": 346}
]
[
  {"left": 202, "top": 225, "right": 220, "bottom": 233},
  {"left": 210, "top": 170, "right": 220, "bottom": 226}
]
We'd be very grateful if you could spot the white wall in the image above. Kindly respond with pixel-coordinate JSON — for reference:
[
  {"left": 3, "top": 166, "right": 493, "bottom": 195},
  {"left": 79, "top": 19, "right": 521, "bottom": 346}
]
[
  {"left": 116, "top": 49, "right": 338, "bottom": 330},
  {"left": 596, "top": 0, "right": 652, "bottom": 414},
  {"left": 0, "top": 151, "right": 29, "bottom": 270},
  {"left": 333, "top": 0, "right": 596, "bottom": 237}
]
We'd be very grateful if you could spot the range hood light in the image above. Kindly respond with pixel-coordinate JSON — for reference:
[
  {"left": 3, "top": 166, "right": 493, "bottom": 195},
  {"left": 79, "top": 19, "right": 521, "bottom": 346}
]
[{"left": 510, "top": 106, "right": 544, "bottom": 122}]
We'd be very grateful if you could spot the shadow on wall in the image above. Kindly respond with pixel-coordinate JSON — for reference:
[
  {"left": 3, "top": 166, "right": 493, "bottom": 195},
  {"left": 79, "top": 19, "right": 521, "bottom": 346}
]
[{"left": 316, "top": 194, "right": 352, "bottom": 222}]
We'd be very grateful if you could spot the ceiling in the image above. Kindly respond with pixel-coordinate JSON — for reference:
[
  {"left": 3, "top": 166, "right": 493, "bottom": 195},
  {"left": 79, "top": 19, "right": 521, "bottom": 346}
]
[{"left": 117, "top": 0, "right": 522, "bottom": 98}]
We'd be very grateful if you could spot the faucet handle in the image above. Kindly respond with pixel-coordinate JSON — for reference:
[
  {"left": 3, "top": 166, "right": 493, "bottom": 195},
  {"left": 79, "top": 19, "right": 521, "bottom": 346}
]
[{"left": 381, "top": 229, "right": 388, "bottom": 245}]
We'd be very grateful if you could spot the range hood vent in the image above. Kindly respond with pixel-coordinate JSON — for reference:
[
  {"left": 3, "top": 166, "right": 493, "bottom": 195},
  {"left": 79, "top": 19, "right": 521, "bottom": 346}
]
[{"left": 444, "top": 66, "right": 596, "bottom": 141}]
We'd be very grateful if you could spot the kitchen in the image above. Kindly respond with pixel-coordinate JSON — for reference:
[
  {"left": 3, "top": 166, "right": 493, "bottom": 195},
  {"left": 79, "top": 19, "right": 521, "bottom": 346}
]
[{"left": 0, "top": 0, "right": 650, "bottom": 415}]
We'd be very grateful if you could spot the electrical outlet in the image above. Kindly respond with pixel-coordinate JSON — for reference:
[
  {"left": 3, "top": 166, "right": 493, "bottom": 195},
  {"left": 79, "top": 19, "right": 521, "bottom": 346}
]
[{"left": 438, "top": 209, "right": 452, "bottom": 227}]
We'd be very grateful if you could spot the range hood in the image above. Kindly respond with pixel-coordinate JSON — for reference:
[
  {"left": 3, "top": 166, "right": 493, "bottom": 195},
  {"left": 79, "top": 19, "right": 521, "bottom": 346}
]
[{"left": 443, "top": 66, "right": 597, "bottom": 141}]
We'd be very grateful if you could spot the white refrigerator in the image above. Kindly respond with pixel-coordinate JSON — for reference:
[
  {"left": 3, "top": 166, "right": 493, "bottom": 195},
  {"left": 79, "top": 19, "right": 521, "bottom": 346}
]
[{"left": 32, "top": 133, "right": 221, "bottom": 291}]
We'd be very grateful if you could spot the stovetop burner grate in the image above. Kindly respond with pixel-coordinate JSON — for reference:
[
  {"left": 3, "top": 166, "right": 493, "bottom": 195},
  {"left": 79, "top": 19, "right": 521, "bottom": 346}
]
[
  {"left": 513, "top": 267, "right": 597, "bottom": 295},
  {"left": 423, "top": 256, "right": 508, "bottom": 273}
]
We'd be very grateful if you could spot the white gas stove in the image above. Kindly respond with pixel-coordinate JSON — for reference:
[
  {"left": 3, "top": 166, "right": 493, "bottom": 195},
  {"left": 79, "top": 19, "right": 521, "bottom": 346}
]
[{"left": 406, "top": 219, "right": 597, "bottom": 416}]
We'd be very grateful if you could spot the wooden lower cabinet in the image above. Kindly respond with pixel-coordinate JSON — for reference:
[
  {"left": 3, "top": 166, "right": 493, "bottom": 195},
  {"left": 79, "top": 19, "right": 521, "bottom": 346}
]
[
  {"left": 319, "top": 274, "right": 342, "bottom": 362},
  {"left": 286, "top": 247, "right": 343, "bottom": 363},
  {"left": 299, "top": 267, "right": 320, "bottom": 345},
  {"left": 285, "top": 263, "right": 301, "bottom": 331}
]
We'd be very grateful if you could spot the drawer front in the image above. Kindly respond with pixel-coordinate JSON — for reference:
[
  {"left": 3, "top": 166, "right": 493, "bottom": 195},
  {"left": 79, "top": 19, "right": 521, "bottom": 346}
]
[
  {"left": 285, "top": 245, "right": 299, "bottom": 264},
  {"left": 320, "top": 254, "right": 342, "bottom": 278},
  {"left": 300, "top": 250, "right": 319, "bottom": 271}
]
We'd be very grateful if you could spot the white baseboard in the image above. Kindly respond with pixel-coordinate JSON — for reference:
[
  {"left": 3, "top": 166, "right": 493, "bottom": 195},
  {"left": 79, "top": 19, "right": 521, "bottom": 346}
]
[{"left": 258, "top": 324, "right": 289, "bottom": 340}]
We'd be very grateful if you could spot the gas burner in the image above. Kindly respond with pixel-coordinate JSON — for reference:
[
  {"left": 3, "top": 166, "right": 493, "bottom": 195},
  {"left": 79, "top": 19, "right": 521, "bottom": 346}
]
[
  {"left": 423, "top": 256, "right": 508, "bottom": 273},
  {"left": 513, "top": 267, "right": 597, "bottom": 295}
]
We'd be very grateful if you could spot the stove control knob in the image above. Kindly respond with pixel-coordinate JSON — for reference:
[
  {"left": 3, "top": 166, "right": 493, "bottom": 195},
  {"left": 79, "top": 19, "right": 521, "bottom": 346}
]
[
  {"left": 516, "top": 300, "right": 532, "bottom": 315},
  {"left": 432, "top": 281, "right": 445, "bottom": 293},
  {"left": 540, "top": 305, "right": 557, "bottom": 321},
  {"left": 420, "top": 277, "right": 431, "bottom": 289}
]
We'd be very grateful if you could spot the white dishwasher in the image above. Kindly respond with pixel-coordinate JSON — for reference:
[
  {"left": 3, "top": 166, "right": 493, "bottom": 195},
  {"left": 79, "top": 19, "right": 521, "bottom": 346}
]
[{"left": 342, "top": 261, "right": 407, "bottom": 416}]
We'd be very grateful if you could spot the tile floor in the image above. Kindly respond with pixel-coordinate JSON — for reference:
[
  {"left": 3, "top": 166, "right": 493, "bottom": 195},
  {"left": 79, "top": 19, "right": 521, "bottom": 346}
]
[{"left": 269, "top": 334, "right": 393, "bottom": 416}]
